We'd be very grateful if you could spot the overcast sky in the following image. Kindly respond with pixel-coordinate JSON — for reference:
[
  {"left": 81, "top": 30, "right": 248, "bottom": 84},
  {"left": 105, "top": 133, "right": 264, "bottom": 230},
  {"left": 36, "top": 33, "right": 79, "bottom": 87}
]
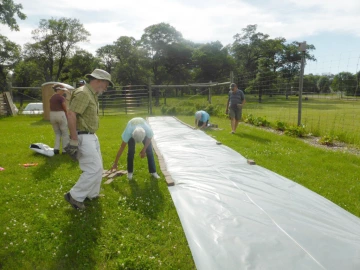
[{"left": 1, "top": 0, "right": 360, "bottom": 74}]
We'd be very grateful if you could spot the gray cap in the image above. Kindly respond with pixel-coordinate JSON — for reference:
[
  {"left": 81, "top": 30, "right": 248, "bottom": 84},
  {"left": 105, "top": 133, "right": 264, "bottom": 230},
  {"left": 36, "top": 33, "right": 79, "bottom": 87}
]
[{"left": 230, "top": 83, "right": 236, "bottom": 89}]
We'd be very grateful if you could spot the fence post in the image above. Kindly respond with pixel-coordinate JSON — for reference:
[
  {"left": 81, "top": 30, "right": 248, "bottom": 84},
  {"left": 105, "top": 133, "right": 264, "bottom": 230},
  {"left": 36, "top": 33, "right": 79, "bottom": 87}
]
[
  {"left": 230, "top": 71, "right": 234, "bottom": 83},
  {"left": 148, "top": 77, "right": 152, "bottom": 115},
  {"left": 208, "top": 81, "right": 212, "bottom": 104},
  {"left": 297, "top": 41, "right": 306, "bottom": 126}
]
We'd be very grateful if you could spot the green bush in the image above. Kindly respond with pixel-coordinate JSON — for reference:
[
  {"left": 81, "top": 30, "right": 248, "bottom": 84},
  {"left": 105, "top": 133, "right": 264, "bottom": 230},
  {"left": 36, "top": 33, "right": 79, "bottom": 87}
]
[
  {"left": 275, "top": 121, "right": 287, "bottom": 131},
  {"left": 161, "top": 105, "right": 195, "bottom": 116},
  {"left": 160, "top": 105, "right": 177, "bottom": 115},
  {"left": 204, "top": 104, "right": 223, "bottom": 117},
  {"left": 319, "top": 135, "right": 337, "bottom": 146},
  {"left": 284, "top": 125, "right": 307, "bottom": 137},
  {"left": 244, "top": 114, "right": 270, "bottom": 127}
]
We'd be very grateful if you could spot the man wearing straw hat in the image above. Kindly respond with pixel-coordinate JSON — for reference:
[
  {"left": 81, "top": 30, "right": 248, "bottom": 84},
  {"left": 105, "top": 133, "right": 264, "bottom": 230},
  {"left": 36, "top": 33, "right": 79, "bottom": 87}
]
[{"left": 64, "top": 69, "right": 114, "bottom": 210}]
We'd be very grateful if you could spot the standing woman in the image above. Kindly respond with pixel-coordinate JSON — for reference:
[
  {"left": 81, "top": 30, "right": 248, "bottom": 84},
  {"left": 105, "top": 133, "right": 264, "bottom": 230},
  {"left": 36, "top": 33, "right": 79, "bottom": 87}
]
[{"left": 50, "top": 84, "right": 70, "bottom": 154}]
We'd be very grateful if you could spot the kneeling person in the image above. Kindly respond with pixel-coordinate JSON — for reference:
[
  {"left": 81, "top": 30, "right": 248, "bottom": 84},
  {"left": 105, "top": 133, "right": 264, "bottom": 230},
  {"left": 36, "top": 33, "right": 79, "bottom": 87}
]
[
  {"left": 195, "top": 110, "right": 210, "bottom": 129},
  {"left": 111, "top": 117, "right": 160, "bottom": 180}
]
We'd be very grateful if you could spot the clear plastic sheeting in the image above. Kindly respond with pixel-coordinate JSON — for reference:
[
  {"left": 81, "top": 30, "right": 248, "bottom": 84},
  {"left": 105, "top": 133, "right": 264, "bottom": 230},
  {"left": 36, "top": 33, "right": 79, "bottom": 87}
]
[{"left": 148, "top": 116, "right": 360, "bottom": 270}]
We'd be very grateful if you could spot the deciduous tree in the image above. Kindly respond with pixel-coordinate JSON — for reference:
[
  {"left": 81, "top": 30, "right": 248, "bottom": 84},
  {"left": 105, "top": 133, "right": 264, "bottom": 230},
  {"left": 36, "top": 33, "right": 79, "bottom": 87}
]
[
  {"left": 24, "top": 17, "right": 90, "bottom": 81},
  {"left": 0, "top": 0, "right": 26, "bottom": 31}
]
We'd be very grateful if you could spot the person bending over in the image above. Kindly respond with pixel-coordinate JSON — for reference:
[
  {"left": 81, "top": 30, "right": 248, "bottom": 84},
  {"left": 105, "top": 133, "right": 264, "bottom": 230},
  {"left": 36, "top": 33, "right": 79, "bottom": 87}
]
[
  {"left": 111, "top": 117, "right": 160, "bottom": 180},
  {"left": 195, "top": 110, "right": 210, "bottom": 129}
]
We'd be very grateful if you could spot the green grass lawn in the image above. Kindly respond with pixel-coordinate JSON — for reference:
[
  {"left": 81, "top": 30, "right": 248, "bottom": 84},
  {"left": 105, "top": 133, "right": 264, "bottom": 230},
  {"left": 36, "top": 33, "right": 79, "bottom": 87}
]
[
  {"left": 154, "top": 94, "right": 360, "bottom": 145},
  {"left": 177, "top": 115, "right": 360, "bottom": 218},
  {"left": 2, "top": 113, "right": 360, "bottom": 269},
  {"left": 0, "top": 115, "right": 195, "bottom": 269}
]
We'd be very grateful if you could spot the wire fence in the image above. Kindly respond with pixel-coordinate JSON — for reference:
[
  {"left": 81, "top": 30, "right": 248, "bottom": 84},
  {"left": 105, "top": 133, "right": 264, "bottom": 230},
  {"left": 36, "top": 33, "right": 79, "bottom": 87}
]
[{"left": 7, "top": 51, "right": 360, "bottom": 144}]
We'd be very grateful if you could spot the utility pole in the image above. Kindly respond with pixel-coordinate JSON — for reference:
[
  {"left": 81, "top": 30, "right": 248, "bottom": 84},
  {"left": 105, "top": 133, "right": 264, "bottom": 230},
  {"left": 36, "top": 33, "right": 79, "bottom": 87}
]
[
  {"left": 148, "top": 77, "right": 152, "bottom": 115},
  {"left": 298, "top": 41, "right": 306, "bottom": 126},
  {"left": 208, "top": 81, "right": 212, "bottom": 104}
]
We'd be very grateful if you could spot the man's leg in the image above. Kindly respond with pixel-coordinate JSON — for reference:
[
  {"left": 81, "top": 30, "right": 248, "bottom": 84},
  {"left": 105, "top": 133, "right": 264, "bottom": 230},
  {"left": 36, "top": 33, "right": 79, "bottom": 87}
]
[
  {"left": 69, "top": 135, "right": 103, "bottom": 202},
  {"left": 234, "top": 107, "right": 242, "bottom": 132},
  {"left": 143, "top": 138, "right": 156, "bottom": 173},
  {"left": 198, "top": 120, "right": 204, "bottom": 127},
  {"left": 234, "top": 119, "right": 239, "bottom": 132},
  {"left": 87, "top": 135, "right": 104, "bottom": 199},
  {"left": 229, "top": 108, "right": 236, "bottom": 132},
  {"left": 127, "top": 138, "right": 135, "bottom": 173}
]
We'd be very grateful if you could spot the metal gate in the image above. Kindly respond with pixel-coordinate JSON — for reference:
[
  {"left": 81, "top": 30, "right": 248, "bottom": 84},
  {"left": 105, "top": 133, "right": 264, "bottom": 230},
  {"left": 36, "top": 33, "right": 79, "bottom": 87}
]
[{"left": 99, "top": 84, "right": 149, "bottom": 116}]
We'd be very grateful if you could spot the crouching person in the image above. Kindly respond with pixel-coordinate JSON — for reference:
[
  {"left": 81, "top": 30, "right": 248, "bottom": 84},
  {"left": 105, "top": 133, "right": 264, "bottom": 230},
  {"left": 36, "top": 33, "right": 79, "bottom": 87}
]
[
  {"left": 195, "top": 110, "right": 210, "bottom": 129},
  {"left": 111, "top": 117, "right": 160, "bottom": 180}
]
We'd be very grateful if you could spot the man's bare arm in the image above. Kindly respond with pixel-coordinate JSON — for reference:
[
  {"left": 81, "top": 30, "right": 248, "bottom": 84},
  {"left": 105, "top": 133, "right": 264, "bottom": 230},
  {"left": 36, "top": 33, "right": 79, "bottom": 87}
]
[{"left": 67, "top": 110, "right": 78, "bottom": 141}]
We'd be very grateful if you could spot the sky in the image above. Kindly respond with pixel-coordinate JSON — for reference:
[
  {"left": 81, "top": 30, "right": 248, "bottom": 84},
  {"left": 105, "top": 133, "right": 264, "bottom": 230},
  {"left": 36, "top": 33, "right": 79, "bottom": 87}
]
[{"left": 1, "top": 0, "right": 360, "bottom": 74}]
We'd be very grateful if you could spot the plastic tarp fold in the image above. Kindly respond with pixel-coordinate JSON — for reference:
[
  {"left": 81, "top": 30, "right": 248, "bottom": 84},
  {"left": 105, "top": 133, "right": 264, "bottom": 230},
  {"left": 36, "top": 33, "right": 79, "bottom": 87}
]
[
  {"left": 30, "top": 143, "right": 54, "bottom": 157},
  {"left": 148, "top": 116, "right": 360, "bottom": 270}
]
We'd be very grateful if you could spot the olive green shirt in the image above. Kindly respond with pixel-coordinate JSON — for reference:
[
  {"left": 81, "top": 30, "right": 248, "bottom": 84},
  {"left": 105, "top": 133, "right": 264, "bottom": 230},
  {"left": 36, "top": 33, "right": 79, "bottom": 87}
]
[{"left": 69, "top": 84, "right": 99, "bottom": 133}]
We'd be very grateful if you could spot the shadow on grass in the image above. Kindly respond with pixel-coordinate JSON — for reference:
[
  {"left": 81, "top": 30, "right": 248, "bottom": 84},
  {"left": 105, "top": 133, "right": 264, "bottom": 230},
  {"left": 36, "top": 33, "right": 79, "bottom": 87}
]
[
  {"left": 233, "top": 132, "right": 271, "bottom": 144},
  {"left": 114, "top": 178, "right": 165, "bottom": 220},
  {"left": 52, "top": 200, "right": 102, "bottom": 269},
  {"left": 31, "top": 154, "right": 77, "bottom": 181}
]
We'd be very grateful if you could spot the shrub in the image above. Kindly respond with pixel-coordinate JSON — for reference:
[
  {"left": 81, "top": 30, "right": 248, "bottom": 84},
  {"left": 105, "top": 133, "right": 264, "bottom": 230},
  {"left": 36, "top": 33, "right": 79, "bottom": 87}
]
[
  {"left": 244, "top": 114, "right": 270, "bottom": 127},
  {"left": 284, "top": 125, "right": 307, "bottom": 137},
  {"left": 160, "top": 105, "right": 177, "bottom": 115},
  {"left": 244, "top": 114, "right": 255, "bottom": 124},
  {"left": 275, "top": 121, "right": 287, "bottom": 131},
  {"left": 204, "top": 104, "right": 223, "bottom": 117},
  {"left": 319, "top": 135, "right": 337, "bottom": 146}
]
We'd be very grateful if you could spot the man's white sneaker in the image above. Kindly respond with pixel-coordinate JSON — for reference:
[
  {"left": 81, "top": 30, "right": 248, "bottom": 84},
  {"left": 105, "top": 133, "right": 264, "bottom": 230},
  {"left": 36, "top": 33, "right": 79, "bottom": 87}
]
[
  {"left": 128, "top": 172, "right": 133, "bottom": 180},
  {"left": 151, "top": 172, "right": 160, "bottom": 179}
]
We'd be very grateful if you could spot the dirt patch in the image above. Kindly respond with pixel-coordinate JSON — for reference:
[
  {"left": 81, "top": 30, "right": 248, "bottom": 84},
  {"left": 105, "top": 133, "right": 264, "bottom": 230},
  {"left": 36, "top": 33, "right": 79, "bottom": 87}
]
[
  {"left": 301, "top": 136, "right": 360, "bottom": 156},
  {"left": 244, "top": 123, "right": 360, "bottom": 156}
]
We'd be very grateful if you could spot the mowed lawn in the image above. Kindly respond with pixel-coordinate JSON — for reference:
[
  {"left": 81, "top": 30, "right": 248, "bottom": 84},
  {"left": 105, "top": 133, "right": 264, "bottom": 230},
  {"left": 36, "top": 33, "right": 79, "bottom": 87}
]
[
  {"left": 177, "top": 115, "right": 360, "bottom": 218},
  {"left": 0, "top": 115, "right": 195, "bottom": 270},
  {"left": 156, "top": 94, "right": 360, "bottom": 145}
]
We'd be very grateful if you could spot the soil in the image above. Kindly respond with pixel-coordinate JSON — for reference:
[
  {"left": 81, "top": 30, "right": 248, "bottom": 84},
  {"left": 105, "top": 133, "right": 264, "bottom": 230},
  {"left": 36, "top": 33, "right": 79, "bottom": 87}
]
[{"left": 244, "top": 123, "right": 360, "bottom": 156}]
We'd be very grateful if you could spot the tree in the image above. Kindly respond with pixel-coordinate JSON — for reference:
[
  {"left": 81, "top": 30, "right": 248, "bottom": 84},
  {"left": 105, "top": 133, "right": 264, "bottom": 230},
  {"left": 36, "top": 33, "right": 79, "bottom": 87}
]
[
  {"left": 354, "top": 71, "right": 360, "bottom": 96},
  {"left": 192, "top": 41, "right": 234, "bottom": 82},
  {"left": 302, "top": 74, "right": 320, "bottom": 93},
  {"left": 24, "top": 17, "right": 90, "bottom": 81},
  {"left": 279, "top": 42, "right": 316, "bottom": 98},
  {"left": 246, "top": 59, "right": 277, "bottom": 102},
  {"left": 111, "top": 36, "right": 150, "bottom": 85},
  {"left": 0, "top": 34, "right": 21, "bottom": 90},
  {"left": 12, "top": 60, "right": 44, "bottom": 106},
  {"left": 331, "top": 72, "right": 356, "bottom": 96},
  {"left": 61, "top": 49, "right": 100, "bottom": 83},
  {"left": 317, "top": 75, "right": 331, "bottom": 93},
  {"left": 231, "top": 25, "right": 270, "bottom": 88},
  {"left": 0, "top": 0, "right": 26, "bottom": 31},
  {"left": 141, "top": 22, "right": 183, "bottom": 84},
  {"left": 96, "top": 45, "right": 117, "bottom": 73}
]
